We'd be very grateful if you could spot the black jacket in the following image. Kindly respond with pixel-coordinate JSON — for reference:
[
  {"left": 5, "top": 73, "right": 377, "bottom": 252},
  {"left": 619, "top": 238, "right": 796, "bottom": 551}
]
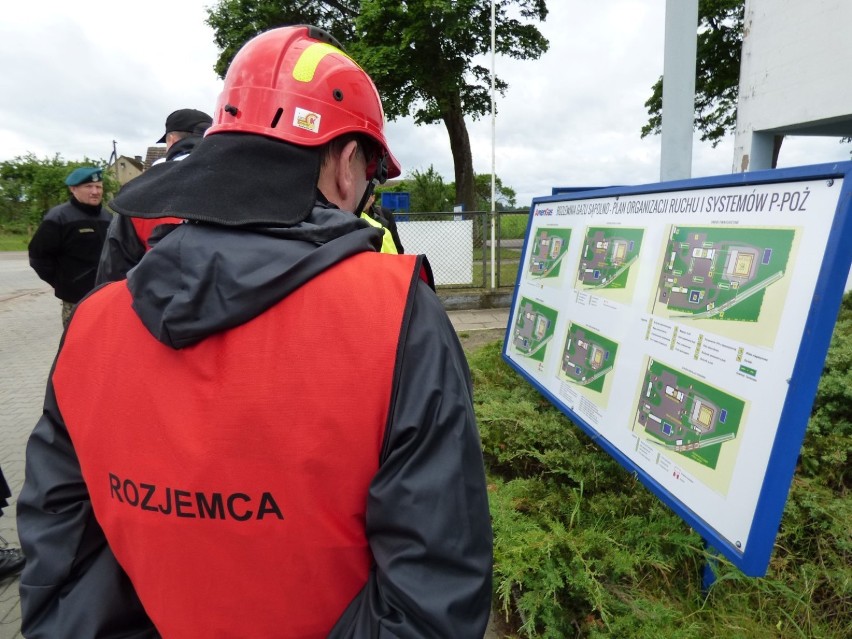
[
  {"left": 28, "top": 198, "right": 111, "bottom": 303},
  {"left": 164, "top": 133, "right": 202, "bottom": 161},
  {"left": 17, "top": 135, "right": 493, "bottom": 638}
]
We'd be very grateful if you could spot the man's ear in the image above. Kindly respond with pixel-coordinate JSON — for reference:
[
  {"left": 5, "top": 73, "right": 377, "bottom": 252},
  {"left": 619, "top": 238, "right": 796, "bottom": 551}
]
[
  {"left": 317, "top": 139, "right": 362, "bottom": 211},
  {"left": 336, "top": 139, "right": 361, "bottom": 205}
]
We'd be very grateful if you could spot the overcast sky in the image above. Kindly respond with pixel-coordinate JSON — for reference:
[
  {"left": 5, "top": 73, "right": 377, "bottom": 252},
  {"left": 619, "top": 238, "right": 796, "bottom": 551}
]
[{"left": 1, "top": 1, "right": 849, "bottom": 205}]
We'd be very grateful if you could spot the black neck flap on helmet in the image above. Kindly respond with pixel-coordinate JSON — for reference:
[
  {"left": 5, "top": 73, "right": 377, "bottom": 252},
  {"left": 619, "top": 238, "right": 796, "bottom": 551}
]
[{"left": 109, "top": 133, "right": 321, "bottom": 227}]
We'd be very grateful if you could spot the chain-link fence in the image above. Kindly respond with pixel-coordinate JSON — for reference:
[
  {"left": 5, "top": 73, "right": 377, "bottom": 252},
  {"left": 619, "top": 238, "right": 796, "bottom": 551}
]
[{"left": 394, "top": 210, "right": 529, "bottom": 290}]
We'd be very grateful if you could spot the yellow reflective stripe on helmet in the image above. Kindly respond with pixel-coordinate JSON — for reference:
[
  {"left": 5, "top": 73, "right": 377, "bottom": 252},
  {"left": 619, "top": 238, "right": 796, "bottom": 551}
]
[
  {"left": 360, "top": 213, "right": 399, "bottom": 255},
  {"left": 292, "top": 42, "right": 352, "bottom": 83}
]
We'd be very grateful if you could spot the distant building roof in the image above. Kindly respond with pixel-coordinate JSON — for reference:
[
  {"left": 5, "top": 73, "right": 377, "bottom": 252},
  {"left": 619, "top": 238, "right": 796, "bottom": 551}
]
[
  {"left": 144, "top": 146, "right": 167, "bottom": 169},
  {"left": 114, "top": 155, "right": 144, "bottom": 172}
]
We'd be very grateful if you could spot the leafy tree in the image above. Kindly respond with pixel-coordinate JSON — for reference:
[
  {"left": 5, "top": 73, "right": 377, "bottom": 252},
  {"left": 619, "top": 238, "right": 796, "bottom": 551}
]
[
  {"left": 473, "top": 173, "right": 517, "bottom": 211},
  {"left": 0, "top": 154, "right": 117, "bottom": 233},
  {"left": 205, "top": 0, "right": 549, "bottom": 212},
  {"left": 641, "top": 0, "right": 744, "bottom": 148},
  {"left": 377, "top": 168, "right": 518, "bottom": 213},
  {"left": 374, "top": 168, "right": 451, "bottom": 212},
  {"left": 406, "top": 165, "right": 453, "bottom": 213},
  {"left": 206, "top": 0, "right": 358, "bottom": 78}
]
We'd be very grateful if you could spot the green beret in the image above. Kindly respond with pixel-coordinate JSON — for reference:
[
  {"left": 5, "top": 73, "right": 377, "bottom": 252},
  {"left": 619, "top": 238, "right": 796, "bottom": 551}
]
[{"left": 65, "top": 167, "right": 103, "bottom": 186}]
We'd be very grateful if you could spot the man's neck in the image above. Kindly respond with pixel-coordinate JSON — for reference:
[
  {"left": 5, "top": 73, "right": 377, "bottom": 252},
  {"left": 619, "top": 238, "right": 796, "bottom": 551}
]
[{"left": 70, "top": 197, "right": 102, "bottom": 215}]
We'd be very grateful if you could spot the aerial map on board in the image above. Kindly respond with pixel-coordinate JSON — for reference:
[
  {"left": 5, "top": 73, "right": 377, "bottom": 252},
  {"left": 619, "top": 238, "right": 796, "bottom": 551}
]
[
  {"left": 576, "top": 227, "right": 645, "bottom": 289},
  {"left": 634, "top": 358, "right": 746, "bottom": 470},
  {"left": 558, "top": 322, "right": 618, "bottom": 393},
  {"left": 650, "top": 226, "right": 795, "bottom": 322},
  {"left": 512, "top": 298, "right": 559, "bottom": 362},
  {"left": 527, "top": 228, "right": 572, "bottom": 279}
]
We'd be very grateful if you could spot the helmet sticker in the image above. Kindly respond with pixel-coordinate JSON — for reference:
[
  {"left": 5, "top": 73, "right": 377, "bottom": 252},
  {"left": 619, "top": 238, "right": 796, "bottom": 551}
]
[
  {"left": 293, "top": 107, "right": 321, "bottom": 134},
  {"left": 292, "top": 42, "right": 355, "bottom": 83}
]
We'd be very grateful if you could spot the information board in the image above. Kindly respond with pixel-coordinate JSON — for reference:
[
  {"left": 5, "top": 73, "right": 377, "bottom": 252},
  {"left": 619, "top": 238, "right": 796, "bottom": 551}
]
[{"left": 503, "top": 163, "right": 852, "bottom": 576}]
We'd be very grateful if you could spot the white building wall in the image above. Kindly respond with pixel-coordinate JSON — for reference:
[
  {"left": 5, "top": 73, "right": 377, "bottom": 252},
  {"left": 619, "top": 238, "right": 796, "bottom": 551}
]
[{"left": 733, "top": 0, "right": 852, "bottom": 172}]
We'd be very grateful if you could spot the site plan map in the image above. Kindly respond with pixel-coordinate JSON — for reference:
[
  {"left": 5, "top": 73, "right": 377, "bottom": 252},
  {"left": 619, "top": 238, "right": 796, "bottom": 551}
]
[
  {"left": 527, "top": 228, "right": 572, "bottom": 281},
  {"left": 504, "top": 170, "right": 850, "bottom": 572},
  {"left": 512, "top": 297, "right": 558, "bottom": 362},
  {"left": 577, "top": 226, "right": 645, "bottom": 297}
]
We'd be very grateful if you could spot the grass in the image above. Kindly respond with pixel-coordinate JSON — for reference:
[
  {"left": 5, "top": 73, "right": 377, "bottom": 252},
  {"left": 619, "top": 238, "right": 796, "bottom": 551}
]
[
  {"left": 0, "top": 232, "right": 29, "bottom": 251},
  {"left": 498, "top": 213, "right": 530, "bottom": 240},
  {"left": 474, "top": 247, "right": 524, "bottom": 261}
]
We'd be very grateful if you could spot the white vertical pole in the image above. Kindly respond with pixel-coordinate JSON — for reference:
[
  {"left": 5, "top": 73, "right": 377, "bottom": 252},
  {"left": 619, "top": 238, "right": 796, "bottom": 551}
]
[
  {"left": 660, "top": 0, "right": 698, "bottom": 181},
  {"left": 490, "top": 0, "right": 497, "bottom": 289}
]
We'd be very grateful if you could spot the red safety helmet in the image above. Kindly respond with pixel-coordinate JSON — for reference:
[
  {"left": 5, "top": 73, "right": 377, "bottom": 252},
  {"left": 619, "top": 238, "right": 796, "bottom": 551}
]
[{"left": 207, "top": 25, "right": 401, "bottom": 179}]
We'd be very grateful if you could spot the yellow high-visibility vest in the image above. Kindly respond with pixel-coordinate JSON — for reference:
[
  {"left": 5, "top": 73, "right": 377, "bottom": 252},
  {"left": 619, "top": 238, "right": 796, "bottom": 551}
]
[{"left": 360, "top": 212, "right": 398, "bottom": 255}]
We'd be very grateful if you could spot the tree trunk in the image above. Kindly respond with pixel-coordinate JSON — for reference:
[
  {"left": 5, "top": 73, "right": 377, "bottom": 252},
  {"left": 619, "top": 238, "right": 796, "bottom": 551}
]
[{"left": 441, "top": 93, "right": 477, "bottom": 212}]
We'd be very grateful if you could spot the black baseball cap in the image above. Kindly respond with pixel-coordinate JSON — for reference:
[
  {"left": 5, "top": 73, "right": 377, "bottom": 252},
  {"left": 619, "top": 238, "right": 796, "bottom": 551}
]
[{"left": 157, "top": 109, "right": 213, "bottom": 143}]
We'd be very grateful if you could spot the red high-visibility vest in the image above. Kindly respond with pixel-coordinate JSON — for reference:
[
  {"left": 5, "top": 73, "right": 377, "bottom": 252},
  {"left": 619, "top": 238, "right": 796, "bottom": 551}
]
[
  {"left": 131, "top": 216, "right": 182, "bottom": 250},
  {"left": 54, "top": 251, "right": 419, "bottom": 638}
]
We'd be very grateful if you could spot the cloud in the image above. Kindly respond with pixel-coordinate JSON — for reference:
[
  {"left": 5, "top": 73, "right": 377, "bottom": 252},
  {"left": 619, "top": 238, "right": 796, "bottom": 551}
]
[
  {"left": 1, "top": 0, "right": 847, "bottom": 205},
  {"left": 0, "top": 1, "right": 221, "bottom": 161}
]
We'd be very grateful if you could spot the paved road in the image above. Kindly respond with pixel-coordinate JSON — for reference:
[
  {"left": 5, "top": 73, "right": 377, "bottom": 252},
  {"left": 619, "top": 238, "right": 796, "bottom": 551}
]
[
  {"left": 1, "top": 252, "right": 62, "bottom": 638},
  {"left": 0, "top": 252, "right": 506, "bottom": 638}
]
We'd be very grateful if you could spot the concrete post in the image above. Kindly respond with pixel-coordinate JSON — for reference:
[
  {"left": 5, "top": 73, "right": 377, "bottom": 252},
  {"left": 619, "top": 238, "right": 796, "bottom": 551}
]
[{"left": 660, "top": 0, "right": 699, "bottom": 182}]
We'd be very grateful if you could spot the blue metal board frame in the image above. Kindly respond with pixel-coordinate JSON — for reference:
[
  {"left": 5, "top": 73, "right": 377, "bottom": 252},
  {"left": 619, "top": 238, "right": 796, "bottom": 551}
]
[{"left": 502, "top": 162, "right": 852, "bottom": 576}]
